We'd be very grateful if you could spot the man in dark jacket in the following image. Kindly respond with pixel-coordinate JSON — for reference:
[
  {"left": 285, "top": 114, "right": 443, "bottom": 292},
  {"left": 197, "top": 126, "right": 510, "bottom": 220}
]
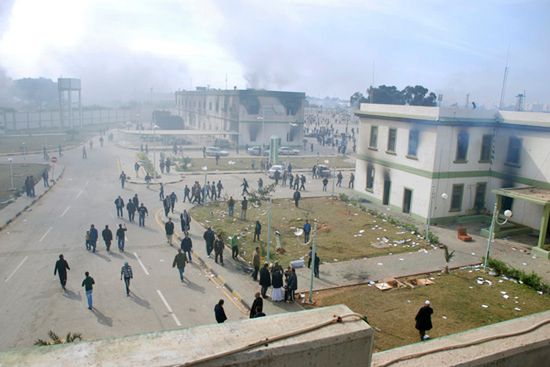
[
  {"left": 203, "top": 227, "right": 215, "bottom": 257},
  {"left": 102, "top": 225, "right": 113, "bottom": 252},
  {"left": 214, "top": 234, "right": 225, "bottom": 265},
  {"left": 169, "top": 192, "right": 178, "bottom": 213},
  {"left": 288, "top": 268, "right": 298, "bottom": 302},
  {"left": 126, "top": 199, "right": 135, "bottom": 222},
  {"left": 293, "top": 190, "right": 301, "bottom": 207},
  {"left": 253, "top": 221, "right": 261, "bottom": 242},
  {"left": 249, "top": 292, "right": 263, "bottom": 319},
  {"left": 259, "top": 263, "right": 271, "bottom": 299},
  {"left": 240, "top": 197, "right": 248, "bottom": 220},
  {"left": 214, "top": 299, "right": 227, "bottom": 323},
  {"left": 137, "top": 203, "right": 148, "bottom": 227},
  {"left": 180, "top": 233, "right": 193, "bottom": 263},
  {"left": 89, "top": 225, "right": 98, "bottom": 252},
  {"left": 415, "top": 300, "right": 434, "bottom": 341},
  {"left": 172, "top": 249, "right": 188, "bottom": 282},
  {"left": 114, "top": 196, "right": 124, "bottom": 218},
  {"left": 165, "top": 218, "right": 175, "bottom": 245},
  {"left": 54, "top": 254, "right": 70, "bottom": 290},
  {"left": 116, "top": 224, "right": 127, "bottom": 252},
  {"left": 252, "top": 247, "right": 260, "bottom": 281},
  {"left": 303, "top": 220, "right": 311, "bottom": 243}
]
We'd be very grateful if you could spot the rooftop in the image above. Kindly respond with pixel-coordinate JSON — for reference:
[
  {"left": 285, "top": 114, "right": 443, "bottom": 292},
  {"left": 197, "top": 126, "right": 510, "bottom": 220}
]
[{"left": 493, "top": 187, "right": 550, "bottom": 205}]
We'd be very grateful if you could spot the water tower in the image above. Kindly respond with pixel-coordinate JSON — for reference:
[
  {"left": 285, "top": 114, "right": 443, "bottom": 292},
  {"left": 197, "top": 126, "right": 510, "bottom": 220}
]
[{"left": 58, "top": 78, "right": 82, "bottom": 128}]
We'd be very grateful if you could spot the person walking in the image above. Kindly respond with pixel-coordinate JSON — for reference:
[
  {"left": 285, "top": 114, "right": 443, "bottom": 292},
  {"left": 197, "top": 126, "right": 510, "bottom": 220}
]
[
  {"left": 120, "top": 262, "right": 133, "bottom": 296},
  {"left": 165, "top": 218, "right": 175, "bottom": 245},
  {"left": 251, "top": 247, "right": 260, "bottom": 281},
  {"left": 169, "top": 192, "right": 178, "bottom": 213},
  {"left": 230, "top": 235, "right": 239, "bottom": 260},
  {"left": 259, "top": 263, "right": 271, "bottom": 299},
  {"left": 216, "top": 180, "right": 223, "bottom": 199},
  {"left": 241, "top": 178, "right": 249, "bottom": 196},
  {"left": 159, "top": 183, "right": 165, "bottom": 201},
  {"left": 240, "top": 197, "right": 248, "bottom": 220},
  {"left": 348, "top": 173, "right": 355, "bottom": 189},
  {"left": 249, "top": 292, "right": 263, "bottom": 319},
  {"left": 293, "top": 189, "right": 301, "bottom": 208},
  {"left": 253, "top": 221, "right": 261, "bottom": 242},
  {"left": 228, "top": 196, "right": 235, "bottom": 217},
  {"left": 114, "top": 196, "right": 125, "bottom": 218},
  {"left": 303, "top": 220, "right": 311, "bottom": 243},
  {"left": 126, "top": 199, "right": 135, "bottom": 222},
  {"left": 54, "top": 254, "right": 70, "bottom": 290},
  {"left": 415, "top": 300, "right": 434, "bottom": 341},
  {"left": 172, "top": 249, "right": 188, "bottom": 282},
  {"left": 214, "top": 299, "right": 227, "bottom": 324},
  {"left": 163, "top": 197, "right": 171, "bottom": 218},
  {"left": 102, "top": 225, "right": 113, "bottom": 252},
  {"left": 134, "top": 162, "right": 140, "bottom": 178},
  {"left": 214, "top": 233, "right": 225, "bottom": 265},
  {"left": 85, "top": 230, "right": 91, "bottom": 250},
  {"left": 180, "top": 233, "right": 193, "bottom": 263},
  {"left": 81, "top": 272, "right": 95, "bottom": 310},
  {"left": 299, "top": 174, "right": 306, "bottom": 191},
  {"left": 137, "top": 203, "right": 148, "bottom": 227},
  {"left": 89, "top": 225, "right": 98, "bottom": 252},
  {"left": 42, "top": 169, "right": 49, "bottom": 188},
  {"left": 183, "top": 185, "right": 191, "bottom": 202},
  {"left": 132, "top": 194, "right": 139, "bottom": 209},
  {"left": 322, "top": 177, "right": 328, "bottom": 192},
  {"left": 336, "top": 171, "right": 343, "bottom": 187},
  {"left": 288, "top": 268, "right": 297, "bottom": 302},
  {"left": 203, "top": 227, "right": 215, "bottom": 257},
  {"left": 119, "top": 171, "right": 127, "bottom": 189},
  {"left": 271, "top": 264, "right": 284, "bottom": 302},
  {"left": 180, "top": 209, "right": 191, "bottom": 234},
  {"left": 313, "top": 253, "right": 320, "bottom": 278},
  {"left": 116, "top": 224, "right": 127, "bottom": 252}
]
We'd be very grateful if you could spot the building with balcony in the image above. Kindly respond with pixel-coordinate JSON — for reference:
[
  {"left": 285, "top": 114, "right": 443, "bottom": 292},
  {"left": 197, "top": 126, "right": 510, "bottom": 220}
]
[{"left": 175, "top": 88, "right": 305, "bottom": 147}]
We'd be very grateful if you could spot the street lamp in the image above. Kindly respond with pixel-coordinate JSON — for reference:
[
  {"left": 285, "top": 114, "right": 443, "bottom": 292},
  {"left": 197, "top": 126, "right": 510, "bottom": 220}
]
[
  {"left": 8, "top": 158, "right": 15, "bottom": 190},
  {"left": 484, "top": 204, "right": 512, "bottom": 269},
  {"left": 152, "top": 124, "right": 159, "bottom": 177},
  {"left": 257, "top": 115, "right": 264, "bottom": 146},
  {"left": 324, "top": 159, "right": 336, "bottom": 198},
  {"left": 425, "top": 192, "right": 448, "bottom": 239},
  {"left": 202, "top": 166, "right": 208, "bottom": 203}
]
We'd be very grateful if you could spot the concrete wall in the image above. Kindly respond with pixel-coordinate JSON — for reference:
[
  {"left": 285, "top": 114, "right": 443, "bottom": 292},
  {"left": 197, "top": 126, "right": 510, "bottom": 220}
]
[{"left": 0, "top": 305, "right": 373, "bottom": 367}]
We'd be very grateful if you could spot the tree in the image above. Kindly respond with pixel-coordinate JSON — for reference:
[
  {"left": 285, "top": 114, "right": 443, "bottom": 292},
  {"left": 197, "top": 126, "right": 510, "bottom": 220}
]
[
  {"left": 350, "top": 92, "right": 367, "bottom": 107},
  {"left": 357, "top": 85, "right": 438, "bottom": 106},
  {"left": 367, "top": 85, "right": 404, "bottom": 105},
  {"left": 443, "top": 245, "right": 455, "bottom": 274},
  {"left": 403, "top": 85, "right": 437, "bottom": 106}
]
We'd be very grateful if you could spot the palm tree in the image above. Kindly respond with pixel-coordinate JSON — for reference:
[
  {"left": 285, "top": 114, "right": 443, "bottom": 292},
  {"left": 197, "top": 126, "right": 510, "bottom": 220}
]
[
  {"left": 34, "top": 331, "right": 82, "bottom": 346},
  {"left": 443, "top": 245, "right": 456, "bottom": 274}
]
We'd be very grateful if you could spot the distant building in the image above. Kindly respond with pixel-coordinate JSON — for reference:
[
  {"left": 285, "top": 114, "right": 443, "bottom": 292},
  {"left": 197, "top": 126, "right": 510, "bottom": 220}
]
[
  {"left": 175, "top": 88, "right": 305, "bottom": 147},
  {"left": 354, "top": 104, "right": 550, "bottom": 246}
]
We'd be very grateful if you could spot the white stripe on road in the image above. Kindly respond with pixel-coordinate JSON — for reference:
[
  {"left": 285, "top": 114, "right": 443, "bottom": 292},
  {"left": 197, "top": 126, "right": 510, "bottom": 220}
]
[
  {"left": 156, "top": 289, "right": 181, "bottom": 326},
  {"left": 60, "top": 206, "right": 71, "bottom": 217},
  {"left": 5, "top": 256, "right": 28, "bottom": 282},
  {"left": 39, "top": 227, "right": 53, "bottom": 242},
  {"left": 133, "top": 252, "right": 150, "bottom": 276},
  {"left": 75, "top": 190, "right": 84, "bottom": 199}
]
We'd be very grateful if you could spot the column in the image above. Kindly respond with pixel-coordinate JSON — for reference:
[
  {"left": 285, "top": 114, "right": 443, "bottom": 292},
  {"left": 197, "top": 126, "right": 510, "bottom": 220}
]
[{"left": 537, "top": 205, "right": 550, "bottom": 249}]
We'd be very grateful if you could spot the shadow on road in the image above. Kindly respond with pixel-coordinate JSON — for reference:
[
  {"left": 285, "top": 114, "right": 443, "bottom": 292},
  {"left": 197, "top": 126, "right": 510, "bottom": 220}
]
[
  {"left": 92, "top": 308, "right": 113, "bottom": 327},
  {"left": 185, "top": 279, "right": 205, "bottom": 293},
  {"left": 130, "top": 293, "right": 151, "bottom": 309},
  {"left": 109, "top": 252, "right": 124, "bottom": 259},
  {"left": 93, "top": 252, "right": 112, "bottom": 262},
  {"left": 63, "top": 289, "right": 82, "bottom": 301}
]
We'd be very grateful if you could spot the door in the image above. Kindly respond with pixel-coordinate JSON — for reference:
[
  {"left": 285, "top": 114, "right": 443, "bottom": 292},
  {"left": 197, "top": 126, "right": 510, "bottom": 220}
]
[
  {"left": 474, "top": 183, "right": 487, "bottom": 213},
  {"left": 383, "top": 180, "right": 391, "bottom": 205},
  {"left": 403, "top": 188, "right": 412, "bottom": 214}
]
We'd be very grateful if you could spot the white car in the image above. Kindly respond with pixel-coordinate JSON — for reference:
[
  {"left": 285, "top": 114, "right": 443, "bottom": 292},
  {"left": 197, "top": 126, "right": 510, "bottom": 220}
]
[
  {"left": 205, "top": 146, "right": 229, "bottom": 157},
  {"left": 268, "top": 164, "right": 284, "bottom": 179},
  {"left": 279, "top": 146, "right": 300, "bottom": 155}
]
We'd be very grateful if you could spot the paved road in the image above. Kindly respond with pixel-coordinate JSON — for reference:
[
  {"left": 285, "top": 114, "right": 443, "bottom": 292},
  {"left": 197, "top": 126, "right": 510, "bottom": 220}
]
[{"left": 0, "top": 139, "right": 246, "bottom": 351}]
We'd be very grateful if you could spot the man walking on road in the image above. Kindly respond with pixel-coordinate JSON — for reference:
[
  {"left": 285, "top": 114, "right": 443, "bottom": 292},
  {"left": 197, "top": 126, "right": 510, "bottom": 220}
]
[
  {"left": 228, "top": 196, "right": 235, "bottom": 217},
  {"left": 180, "top": 209, "right": 191, "bottom": 234},
  {"left": 415, "top": 300, "right": 434, "bottom": 341},
  {"left": 259, "top": 263, "right": 271, "bottom": 299},
  {"left": 322, "top": 177, "right": 328, "bottom": 192},
  {"left": 180, "top": 233, "right": 193, "bottom": 263},
  {"left": 114, "top": 196, "right": 125, "bottom": 218},
  {"left": 89, "top": 225, "right": 98, "bottom": 252},
  {"left": 203, "top": 227, "right": 215, "bottom": 257},
  {"left": 159, "top": 183, "right": 165, "bottom": 201},
  {"left": 120, "top": 262, "right": 133, "bottom": 296},
  {"left": 216, "top": 180, "right": 223, "bottom": 199},
  {"left": 165, "top": 218, "right": 175, "bottom": 245},
  {"left": 293, "top": 189, "right": 301, "bottom": 208},
  {"left": 183, "top": 185, "right": 191, "bottom": 202},
  {"left": 214, "top": 233, "right": 225, "bottom": 265},
  {"left": 82, "top": 272, "right": 95, "bottom": 310},
  {"left": 119, "top": 171, "right": 127, "bottom": 189},
  {"left": 138, "top": 203, "right": 148, "bottom": 227},
  {"left": 126, "top": 199, "right": 135, "bottom": 222},
  {"left": 169, "top": 192, "right": 178, "bottom": 213},
  {"left": 214, "top": 299, "right": 227, "bottom": 324},
  {"left": 348, "top": 173, "right": 355, "bottom": 189},
  {"left": 102, "top": 225, "right": 113, "bottom": 252},
  {"left": 172, "top": 249, "right": 188, "bottom": 282},
  {"left": 231, "top": 235, "right": 239, "bottom": 260},
  {"left": 54, "top": 254, "right": 70, "bottom": 290},
  {"left": 336, "top": 171, "right": 343, "bottom": 187},
  {"left": 252, "top": 247, "right": 260, "bottom": 281},
  {"left": 116, "top": 224, "right": 127, "bottom": 252}
]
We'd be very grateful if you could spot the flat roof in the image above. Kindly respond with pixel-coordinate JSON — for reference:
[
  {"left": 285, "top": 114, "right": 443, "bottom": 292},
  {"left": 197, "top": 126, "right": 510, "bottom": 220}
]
[
  {"left": 493, "top": 187, "right": 550, "bottom": 205},
  {"left": 175, "top": 89, "right": 305, "bottom": 98},
  {"left": 123, "top": 129, "right": 239, "bottom": 136}
]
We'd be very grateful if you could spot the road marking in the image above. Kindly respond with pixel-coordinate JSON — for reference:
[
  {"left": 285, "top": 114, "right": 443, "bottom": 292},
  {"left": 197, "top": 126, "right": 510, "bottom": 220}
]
[
  {"left": 5, "top": 256, "right": 28, "bottom": 282},
  {"left": 133, "top": 252, "right": 150, "bottom": 275},
  {"left": 157, "top": 289, "right": 181, "bottom": 326},
  {"left": 75, "top": 190, "right": 84, "bottom": 199},
  {"left": 39, "top": 227, "right": 53, "bottom": 242},
  {"left": 60, "top": 206, "right": 71, "bottom": 217}
]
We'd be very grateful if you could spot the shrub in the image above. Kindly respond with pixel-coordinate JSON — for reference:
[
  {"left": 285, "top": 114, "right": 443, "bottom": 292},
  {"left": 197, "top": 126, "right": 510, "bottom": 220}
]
[{"left": 487, "top": 258, "right": 549, "bottom": 293}]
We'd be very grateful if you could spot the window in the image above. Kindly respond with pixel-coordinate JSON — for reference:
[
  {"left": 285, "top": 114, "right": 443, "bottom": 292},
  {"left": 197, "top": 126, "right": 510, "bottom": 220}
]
[
  {"left": 366, "top": 163, "right": 375, "bottom": 191},
  {"left": 450, "top": 184, "right": 464, "bottom": 211},
  {"left": 455, "top": 131, "right": 469, "bottom": 162},
  {"left": 407, "top": 129, "right": 419, "bottom": 157},
  {"left": 506, "top": 137, "right": 521, "bottom": 165},
  {"left": 387, "top": 128, "right": 397, "bottom": 153},
  {"left": 480, "top": 134, "right": 493, "bottom": 162},
  {"left": 369, "top": 126, "right": 378, "bottom": 148},
  {"left": 474, "top": 183, "right": 487, "bottom": 211}
]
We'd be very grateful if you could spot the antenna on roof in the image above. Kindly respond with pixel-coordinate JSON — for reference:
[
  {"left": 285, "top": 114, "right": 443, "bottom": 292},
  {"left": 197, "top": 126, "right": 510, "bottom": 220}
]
[{"left": 499, "top": 44, "right": 511, "bottom": 110}]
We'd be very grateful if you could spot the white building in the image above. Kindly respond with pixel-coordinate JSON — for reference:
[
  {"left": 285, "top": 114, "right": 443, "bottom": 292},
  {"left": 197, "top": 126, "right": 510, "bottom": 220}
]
[
  {"left": 175, "top": 88, "right": 305, "bottom": 147},
  {"left": 354, "top": 104, "right": 550, "bottom": 253}
]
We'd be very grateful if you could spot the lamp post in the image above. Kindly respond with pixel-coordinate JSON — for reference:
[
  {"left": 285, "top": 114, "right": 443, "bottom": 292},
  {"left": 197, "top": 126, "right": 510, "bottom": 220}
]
[
  {"left": 257, "top": 115, "right": 264, "bottom": 146},
  {"left": 308, "top": 221, "right": 318, "bottom": 304},
  {"left": 484, "top": 203, "right": 512, "bottom": 269},
  {"left": 324, "top": 159, "right": 335, "bottom": 198},
  {"left": 266, "top": 197, "right": 272, "bottom": 264},
  {"left": 8, "top": 158, "right": 15, "bottom": 190},
  {"left": 202, "top": 165, "right": 208, "bottom": 198},
  {"left": 425, "top": 192, "right": 448, "bottom": 239},
  {"left": 152, "top": 124, "right": 159, "bottom": 177}
]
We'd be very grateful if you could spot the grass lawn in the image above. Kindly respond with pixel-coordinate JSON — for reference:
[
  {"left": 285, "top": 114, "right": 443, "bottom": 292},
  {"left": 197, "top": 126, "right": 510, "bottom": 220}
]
[
  {"left": 190, "top": 197, "right": 431, "bottom": 266},
  {"left": 0, "top": 163, "right": 49, "bottom": 209},
  {"left": 0, "top": 133, "right": 90, "bottom": 154},
  {"left": 175, "top": 155, "right": 354, "bottom": 172},
  {"left": 308, "top": 269, "right": 550, "bottom": 352}
]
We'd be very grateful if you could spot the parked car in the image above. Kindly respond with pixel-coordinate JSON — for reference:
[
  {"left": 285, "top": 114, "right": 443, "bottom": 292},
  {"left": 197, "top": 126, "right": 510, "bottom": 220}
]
[
  {"left": 205, "top": 146, "right": 229, "bottom": 157},
  {"left": 268, "top": 164, "right": 284, "bottom": 179},
  {"left": 316, "top": 164, "right": 332, "bottom": 178},
  {"left": 214, "top": 138, "right": 232, "bottom": 149},
  {"left": 278, "top": 146, "right": 300, "bottom": 155},
  {"left": 247, "top": 146, "right": 262, "bottom": 156}
]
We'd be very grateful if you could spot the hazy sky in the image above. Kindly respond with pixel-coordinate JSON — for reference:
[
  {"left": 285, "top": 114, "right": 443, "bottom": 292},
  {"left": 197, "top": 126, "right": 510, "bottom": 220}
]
[{"left": 0, "top": 0, "right": 549, "bottom": 106}]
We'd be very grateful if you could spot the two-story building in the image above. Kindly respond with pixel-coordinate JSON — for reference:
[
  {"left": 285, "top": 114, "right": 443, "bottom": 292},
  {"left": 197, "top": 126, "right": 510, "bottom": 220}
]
[
  {"left": 175, "top": 88, "right": 305, "bottom": 147},
  {"left": 354, "top": 103, "right": 550, "bottom": 253}
]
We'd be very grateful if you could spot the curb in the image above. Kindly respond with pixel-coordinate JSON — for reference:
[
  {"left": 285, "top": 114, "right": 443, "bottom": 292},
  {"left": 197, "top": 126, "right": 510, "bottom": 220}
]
[
  {"left": 0, "top": 166, "right": 66, "bottom": 232},
  {"left": 176, "top": 167, "right": 355, "bottom": 176},
  {"left": 0, "top": 144, "right": 80, "bottom": 158},
  {"left": 127, "top": 177, "right": 185, "bottom": 185}
]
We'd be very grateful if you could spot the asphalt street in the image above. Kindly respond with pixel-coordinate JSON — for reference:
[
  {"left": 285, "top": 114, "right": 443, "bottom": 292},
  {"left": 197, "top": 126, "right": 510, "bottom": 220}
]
[{"left": 0, "top": 139, "right": 247, "bottom": 351}]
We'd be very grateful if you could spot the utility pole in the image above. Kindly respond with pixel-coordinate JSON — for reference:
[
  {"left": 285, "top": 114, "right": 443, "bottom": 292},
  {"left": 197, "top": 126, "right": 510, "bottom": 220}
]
[
  {"left": 267, "top": 198, "right": 272, "bottom": 264},
  {"left": 308, "top": 222, "right": 318, "bottom": 304}
]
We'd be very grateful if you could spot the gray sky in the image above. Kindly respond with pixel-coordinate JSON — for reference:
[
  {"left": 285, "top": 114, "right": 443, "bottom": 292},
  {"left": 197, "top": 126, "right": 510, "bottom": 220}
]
[{"left": 0, "top": 0, "right": 549, "bottom": 107}]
